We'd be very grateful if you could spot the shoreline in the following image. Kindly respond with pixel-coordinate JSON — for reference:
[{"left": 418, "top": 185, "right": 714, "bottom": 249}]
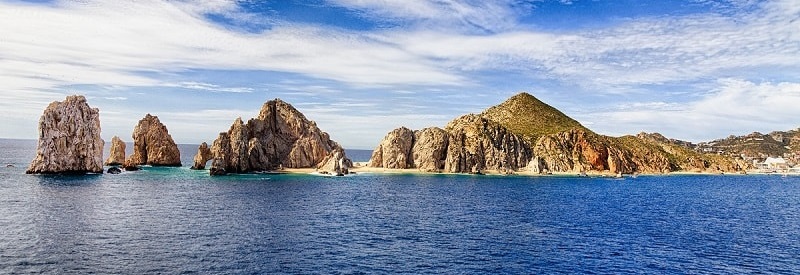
[{"left": 269, "top": 164, "right": 795, "bottom": 177}]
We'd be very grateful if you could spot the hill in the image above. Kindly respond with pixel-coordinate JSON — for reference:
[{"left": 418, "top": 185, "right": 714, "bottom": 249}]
[
  {"left": 369, "top": 92, "right": 748, "bottom": 174},
  {"left": 481, "top": 92, "right": 587, "bottom": 143}
]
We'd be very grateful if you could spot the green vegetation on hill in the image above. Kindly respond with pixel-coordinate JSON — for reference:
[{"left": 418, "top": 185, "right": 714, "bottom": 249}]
[{"left": 481, "top": 92, "right": 587, "bottom": 143}]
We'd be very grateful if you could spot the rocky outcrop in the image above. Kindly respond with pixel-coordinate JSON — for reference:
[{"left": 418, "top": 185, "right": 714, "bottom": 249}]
[
  {"left": 368, "top": 117, "right": 531, "bottom": 174},
  {"left": 125, "top": 114, "right": 181, "bottom": 167},
  {"left": 444, "top": 114, "right": 532, "bottom": 173},
  {"left": 209, "top": 99, "right": 350, "bottom": 175},
  {"left": 104, "top": 136, "right": 126, "bottom": 166},
  {"left": 190, "top": 142, "right": 212, "bottom": 170},
  {"left": 412, "top": 127, "right": 449, "bottom": 172},
  {"left": 26, "top": 95, "right": 104, "bottom": 174},
  {"left": 317, "top": 148, "right": 353, "bottom": 175},
  {"left": 368, "top": 127, "right": 415, "bottom": 169}
]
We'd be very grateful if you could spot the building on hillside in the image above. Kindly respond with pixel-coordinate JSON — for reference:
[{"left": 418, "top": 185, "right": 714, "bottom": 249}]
[{"left": 755, "top": 157, "right": 790, "bottom": 173}]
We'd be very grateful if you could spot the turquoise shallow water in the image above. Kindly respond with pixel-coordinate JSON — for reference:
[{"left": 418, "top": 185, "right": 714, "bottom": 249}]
[{"left": 2, "top": 139, "right": 800, "bottom": 273}]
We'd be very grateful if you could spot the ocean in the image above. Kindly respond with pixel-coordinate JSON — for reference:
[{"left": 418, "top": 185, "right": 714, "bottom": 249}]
[{"left": 1, "top": 139, "right": 799, "bottom": 273}]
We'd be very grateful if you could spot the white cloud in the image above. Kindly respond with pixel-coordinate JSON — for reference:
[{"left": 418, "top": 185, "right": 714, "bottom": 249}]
[{"left": 579, "top": 79, "right": 800, "bottom": 141}]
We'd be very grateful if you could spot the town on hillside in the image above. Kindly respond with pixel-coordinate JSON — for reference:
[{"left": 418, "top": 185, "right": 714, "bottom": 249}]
[{"left": 692, "top": 129, "right": 800, "bottom": 173}]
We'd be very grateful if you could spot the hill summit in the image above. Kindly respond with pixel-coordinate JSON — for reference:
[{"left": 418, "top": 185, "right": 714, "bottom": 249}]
[{"left": 481, "top": 92, "right": 587, "bottom": 143}]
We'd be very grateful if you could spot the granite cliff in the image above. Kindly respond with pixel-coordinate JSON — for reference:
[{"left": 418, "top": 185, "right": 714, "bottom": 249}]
[
  {"left": 124, "top": 114, "right": 181, "bottom": 168},
  {"left": 26, "top": 95, "right": 104, "bottom": 174},
  {"left": 208, "top": 99, "right": 350, "bottom": 175},
  {"left": 370, "top": 92, "right": 744, "bottom": 174}
]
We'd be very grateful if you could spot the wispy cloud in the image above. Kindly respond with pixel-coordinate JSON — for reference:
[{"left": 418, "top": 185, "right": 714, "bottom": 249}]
[
  {"left": 326, "top": 0, "right": 525, "bottom": 33},
  {"left": 578, "top": 79, "right": 800, "bottom": 141},
  {"left": 165, "top": 82, "right": 255, "bottom": 93}
]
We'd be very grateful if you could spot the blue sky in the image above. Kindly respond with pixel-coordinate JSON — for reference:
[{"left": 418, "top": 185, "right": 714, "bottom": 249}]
[{"left": 1, "top": 0, "right": 799, "bottom": 149}]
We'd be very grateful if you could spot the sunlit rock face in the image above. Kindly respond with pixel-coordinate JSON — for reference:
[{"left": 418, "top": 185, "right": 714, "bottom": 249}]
[
  {"left": 209, "top": 98, "right": 350, "bottom": 175},
  {"left": 27, "top": 95, "right": 104, "bottom": 174}
]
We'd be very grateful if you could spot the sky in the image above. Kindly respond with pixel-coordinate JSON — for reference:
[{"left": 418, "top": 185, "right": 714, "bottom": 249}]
[{"left": 1, "top": 0, "right": 799, "bottom": 149}]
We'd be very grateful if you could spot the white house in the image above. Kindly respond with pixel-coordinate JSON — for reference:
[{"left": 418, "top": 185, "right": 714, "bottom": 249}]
[{"left": 757, "top": 157, "right": 790, "bottom": 172}]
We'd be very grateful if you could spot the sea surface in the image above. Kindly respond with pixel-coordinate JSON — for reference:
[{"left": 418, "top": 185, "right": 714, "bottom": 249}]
[{"left": 2, "top": 139, "right": 800, "bottom": 274}]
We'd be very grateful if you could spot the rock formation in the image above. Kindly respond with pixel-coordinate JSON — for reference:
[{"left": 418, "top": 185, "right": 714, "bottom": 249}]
[
  {"left": 317, "top": 148, "right": 352, "bottom": 176},
  {"left": 370, "top": 92, "right": 745, "bottom": 175},
  {"left": 104, "top": 136, "right": 126, "bottom": 166},
  {"left": 26, "top": 95, "right": 104, "bottom": 174},
  {"left": 369, "top": 117, "right": 531, "bottom": 174},
  {"left": 368, "top": 127, "right": 415, "bottom": 169},
  {"left": 412, "top": 127, "right": 449, "bottom": 172},
  {"left": 443, "top": 114, "right": 532, "bottom": 173},
  {"left": 190, "top": 142, "right": 212, "bottom": 170},
  {"left": 124, "top": 114, "right": 181, "bottom": 167},
  {"left": 208, "top": 99, "right": 351, "bottom": 175}
]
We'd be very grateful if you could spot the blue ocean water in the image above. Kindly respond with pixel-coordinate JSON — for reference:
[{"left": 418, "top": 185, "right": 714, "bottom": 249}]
[{"left": 1, "top": 139, "right": 800, "bottom": 274}]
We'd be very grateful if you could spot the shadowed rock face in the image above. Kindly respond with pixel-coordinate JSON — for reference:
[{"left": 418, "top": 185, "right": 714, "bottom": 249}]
[
  {"left": 104, "top": 136, "right": 126, "bottom": 166},
  {"left": 125, "top": 114, "right": 181, "bottom": 167},
  {"left": 27, "top": 95, "right": 104, "bottom": 174},
  {"left": 368, "top": 127, "right": 415, "bottom": 169},
  {"left": 209, "top": 98, "right": 350, "bottom": 175},
  {"left": 443, "top": 114, "right": 532, "bottom": 174},
  {"left": 190, "top": 142, "right": 212, "bottom": 170}
]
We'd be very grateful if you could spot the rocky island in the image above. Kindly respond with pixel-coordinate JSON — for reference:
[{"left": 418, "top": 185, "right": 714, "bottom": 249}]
[
  {"left": 204, "top": 98, "right": 351, "bottom": 176},
  {"left": 123, "top": 114, "right": 182, "bottom": 169},
  {"left": 368, "top": 92, "right": 744, "bottom": 175},
  {"left": 26, "top": 95, "right": 104, "bottom": 174}
]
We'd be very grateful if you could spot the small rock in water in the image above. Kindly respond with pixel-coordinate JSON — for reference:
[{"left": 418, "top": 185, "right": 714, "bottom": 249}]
[
  {"left": 107, "top": 167, "right": 122, "bottom": 174},
  {"left": 5, "top": 164, "right": 14, "bottom": 168},
  {"left": 209, "top": 167, "right": 226, "bottom": 176}
]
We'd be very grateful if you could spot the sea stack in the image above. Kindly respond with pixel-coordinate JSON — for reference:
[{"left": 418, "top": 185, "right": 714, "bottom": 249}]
[
  {"left": 190, "top": 142, "right": 212, "bottom": 170},
  {"left": 208, "top": 98, "right": 351, "bottom": 175},
  {"left": 124, "top": 114, "right": 181, "bottom": 167},
  {"left": 104, "top": 136, "right": 126, "bottom": 166},
  {"left": 26, "top": 95, "right": 104, "bottom": 174}
]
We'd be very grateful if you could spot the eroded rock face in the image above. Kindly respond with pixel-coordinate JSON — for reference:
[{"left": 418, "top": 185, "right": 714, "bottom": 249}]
[
  {"left": 190, "top": 142, "right": 212, "bottom": 170},
  {"left": 318, "top": 148, "right": 353, "bottom": 175},
  {"left": 533, "top": 129, "right": 609, "bottom": 173},
  {"left": 125, "top": 114, "right": 181, "bottom": 167},
  {"left": 443, "top": 114, "right": 532, "bottom": 173},
  {"left": 104, "top": 136, "right": 126, "bottom": 166},
  {"left": 412, "top": 127, "right": 449, "bottom": 172},
  {"left": 368, "top": 127, "right": 415, "bottom": 169},
  {"left": 209, "top": 99, "right": 350, "bottom": 175},
  {"left": 26, "top": 95, "right": 104, "bottom": 174}
]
